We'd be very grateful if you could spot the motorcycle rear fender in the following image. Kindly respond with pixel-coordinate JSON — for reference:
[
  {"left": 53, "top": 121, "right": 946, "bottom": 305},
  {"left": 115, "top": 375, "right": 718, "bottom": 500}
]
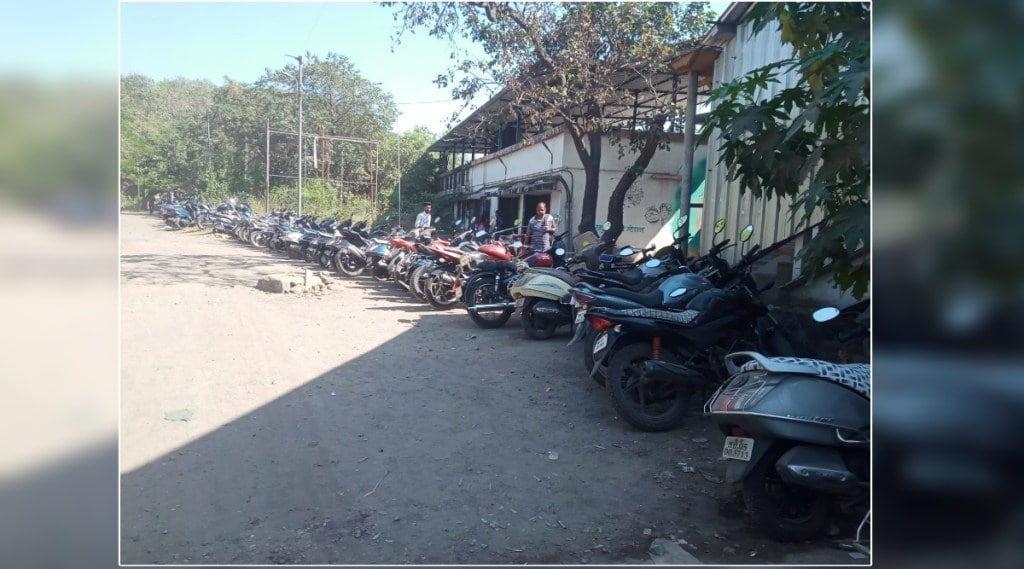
[
  {"left": 566, "top": 318, "right": 590, "bottom": 347},
  {"left": 725, "top": 439, "right": 776, "bottom": 484},
  {"left": 592, "top": 329, "right": 637, "bottom": 373}
]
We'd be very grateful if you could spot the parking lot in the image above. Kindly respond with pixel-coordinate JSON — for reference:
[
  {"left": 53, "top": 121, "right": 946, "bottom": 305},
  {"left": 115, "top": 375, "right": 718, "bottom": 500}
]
[{"left": 119, "top": 211, "right": 854, "bottom": 565}]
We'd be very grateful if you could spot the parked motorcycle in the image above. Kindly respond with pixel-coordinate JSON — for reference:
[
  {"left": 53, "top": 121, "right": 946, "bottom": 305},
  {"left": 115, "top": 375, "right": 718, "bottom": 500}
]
[
  {"left": 585, "top": 227, "right": 799, "bottom": 432},
  {"left": 568, "top": 217, "right": 730, "bottom": 381},
  {"left": 461, "top": 225, "right": 567, "bottom": 329},
  {"left": 704, "top": 306, "right": 870, "bottom": 542}
]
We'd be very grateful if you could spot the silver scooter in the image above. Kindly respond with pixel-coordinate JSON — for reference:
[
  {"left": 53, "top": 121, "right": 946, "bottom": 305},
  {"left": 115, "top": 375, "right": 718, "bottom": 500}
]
[{"left": 704, "top": 307, "right": 870, "bottom": 543}]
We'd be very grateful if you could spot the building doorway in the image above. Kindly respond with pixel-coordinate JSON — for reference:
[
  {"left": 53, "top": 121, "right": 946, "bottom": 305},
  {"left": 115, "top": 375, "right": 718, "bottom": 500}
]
[{"left": 497, "top": 197, "right": 519, "bottom": 230}]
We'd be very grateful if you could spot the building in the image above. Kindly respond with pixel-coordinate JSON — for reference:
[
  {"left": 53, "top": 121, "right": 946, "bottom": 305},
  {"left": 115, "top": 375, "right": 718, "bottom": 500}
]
[
  {"left": 428, "top": 2, "right": 865, "bottom": 306},
  {"left": 428, "top": 79, "right": 710, "bottom": 252}
]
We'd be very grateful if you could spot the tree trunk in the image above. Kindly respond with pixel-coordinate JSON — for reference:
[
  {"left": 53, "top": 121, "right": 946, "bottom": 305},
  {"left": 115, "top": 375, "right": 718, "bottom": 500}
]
[
  {"left": 576, "top": 130, "right": 602, "bottom": 236},
  {"left": 603, "top": 122, "right": 666, "bottom": 244}
]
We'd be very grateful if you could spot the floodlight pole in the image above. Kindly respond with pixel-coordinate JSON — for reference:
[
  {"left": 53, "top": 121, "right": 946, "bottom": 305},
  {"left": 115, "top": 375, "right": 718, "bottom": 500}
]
[{"left": 287, "top": 54, "right": 304, "bottom": 215}]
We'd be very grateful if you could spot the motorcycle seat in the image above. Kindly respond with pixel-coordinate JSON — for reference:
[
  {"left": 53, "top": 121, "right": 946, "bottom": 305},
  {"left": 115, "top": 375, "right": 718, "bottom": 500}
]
[
  {"left": 592, "top": 286, "right": 663, "bottom": 308},
  {"left": 527, "top": 267, "right": 574, "bottom": 285},
  {"left": 577, "top": 268, "right": 645, "bottom": 286},
  {"left": 731, "top": 352, "right": 870, "bottom": 399},
  {"left": 477, "top": 260, "right": 518, "bottom": 272}
]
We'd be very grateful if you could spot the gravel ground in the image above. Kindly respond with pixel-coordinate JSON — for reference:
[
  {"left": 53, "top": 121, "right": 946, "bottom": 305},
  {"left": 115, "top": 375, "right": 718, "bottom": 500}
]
[{"left": 119, "top": 211, "right": 860, "bottom": 565}]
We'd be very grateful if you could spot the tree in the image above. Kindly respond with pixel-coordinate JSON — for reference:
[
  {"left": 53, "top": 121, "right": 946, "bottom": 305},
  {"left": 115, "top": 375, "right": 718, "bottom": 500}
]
[
  {"left": 700, "top": 3, "right": 870, "bottom": 298},
  {"left": 389, "top": 2, "right": 713, "bottom": 242},
  {"left": 120, "top": 54, "right": 403, "bottom": 214}
]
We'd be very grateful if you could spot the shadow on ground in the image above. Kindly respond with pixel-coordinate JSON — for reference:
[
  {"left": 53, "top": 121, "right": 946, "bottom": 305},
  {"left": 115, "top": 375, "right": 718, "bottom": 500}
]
[{"left": 118, "top": 215, "right": 859, "bottom": 565}]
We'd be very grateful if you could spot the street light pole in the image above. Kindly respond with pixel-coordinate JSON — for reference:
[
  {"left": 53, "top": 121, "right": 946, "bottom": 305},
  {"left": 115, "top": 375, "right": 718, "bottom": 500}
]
[
  {"left": 287, "top": 54, "right": 303, "bottom": 215},
  {"left": 397, "top": 134, "right": 401, "bottom": 228}
]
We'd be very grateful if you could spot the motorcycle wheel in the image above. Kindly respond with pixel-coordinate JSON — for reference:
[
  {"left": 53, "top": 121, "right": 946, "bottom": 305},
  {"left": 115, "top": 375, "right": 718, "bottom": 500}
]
[
  {"left": 743, "top": 445, "right": 831, "bottom": 541},
  {"left": 303, "top": 246, "right": 318, "bottom": 264},
  {"left": 409, "top": 264, "right": 430, "bottom": 301},
  {"left": 334, "top": 250, "right": 365, "bottom": 277},
  {"left": 196, "top": 215, "right": 210, "bottom": 230},
  {"left": 465, "top": 276, "right": 513, "bottom": 329},
  {"left": 605, "top": 342, "right": 689, "bottom": 432},
  {"left": 521, "top": 298, "right": 558, "bottom": 340},
  {"left": 425, "top": 270, "right": 459, "bottom": 310}
]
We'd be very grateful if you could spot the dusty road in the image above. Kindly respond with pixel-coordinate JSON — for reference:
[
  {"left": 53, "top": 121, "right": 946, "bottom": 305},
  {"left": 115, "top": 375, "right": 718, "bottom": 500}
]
[{"left": 119, "top": 212, "right": 858, "bottom": 565}]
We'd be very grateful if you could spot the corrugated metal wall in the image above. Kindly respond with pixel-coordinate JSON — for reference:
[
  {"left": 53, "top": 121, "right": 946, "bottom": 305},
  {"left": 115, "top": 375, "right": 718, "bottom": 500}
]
[{"left": 702, "top": 18, "right": 824, "bottom": 270}]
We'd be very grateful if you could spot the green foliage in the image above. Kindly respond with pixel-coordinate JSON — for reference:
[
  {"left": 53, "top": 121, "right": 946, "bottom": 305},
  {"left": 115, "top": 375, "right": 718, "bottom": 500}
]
[
  {"left": 700, "top": 2, "right": 870, "bottom": 298},
  {"left": 120, "top": 53, "right": 429, "bottom": 218}
]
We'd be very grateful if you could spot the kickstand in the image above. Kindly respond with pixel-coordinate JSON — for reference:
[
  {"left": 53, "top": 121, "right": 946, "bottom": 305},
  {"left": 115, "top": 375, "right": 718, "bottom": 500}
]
[{"left": 833, "top": 510, "right": 870, "bottom": 557}]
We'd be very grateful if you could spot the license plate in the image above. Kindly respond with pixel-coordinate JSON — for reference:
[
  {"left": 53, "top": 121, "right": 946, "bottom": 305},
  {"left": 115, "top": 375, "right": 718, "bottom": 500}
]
[
  {"left": 574, "top": 309, "right": 586, "bottom": 324},
  {"left": 593, "top": 332, "right": 608, "bottom": 354},
  {"left": 722, "top": 436, "right": 754, "bottom": 461}
]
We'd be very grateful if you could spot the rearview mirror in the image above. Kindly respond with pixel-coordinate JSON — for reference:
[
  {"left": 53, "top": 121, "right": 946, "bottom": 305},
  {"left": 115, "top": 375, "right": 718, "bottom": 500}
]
[
  {"left": 619, "top": 247, "right": 635, "bottom": 256},
  {"left": 645, "top": 259, "right": 662, "bottom": 268},
  {"left": 434, "top": 216, "right": 441, "bottom": 223},
  {"left": 475, "top": 230, "right": 488, "bottom": 238},
  {"left": 677, "top": 215, "right": 688, "bottom": 227},
  {"left": 739, "top": 224, "right": 754, "bottom": 242},
  {"left": 513, "top": 218, "right": 521, "bottom": 226},
  {"left": 813, "top": 307, "right": 841, "bottom": 322},
  {"left": 555, "top": 248, "right": 566, "bottom": 256},
  {"left": 512, "top": 240, "right": 523, "bottom": 249},
  {"left": 470, "top": 216, "right": 477, "bottom": 223},
  {"left": 602, "top": 221, "right": 612, "bottom": 231},
  {"left": 713, "top": 219, "right": 726, "bottom": 234}
]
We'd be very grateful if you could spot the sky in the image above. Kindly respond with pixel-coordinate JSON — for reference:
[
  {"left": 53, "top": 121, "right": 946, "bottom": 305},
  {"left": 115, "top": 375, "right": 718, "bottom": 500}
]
[{"left": 118, "top": 1, "right": 728, "bottom": 136}]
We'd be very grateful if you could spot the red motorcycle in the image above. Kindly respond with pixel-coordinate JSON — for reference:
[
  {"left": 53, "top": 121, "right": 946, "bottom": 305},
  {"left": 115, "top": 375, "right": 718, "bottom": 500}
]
[{"left": 460, "top": 230, "right": 568, "bottom": 328}]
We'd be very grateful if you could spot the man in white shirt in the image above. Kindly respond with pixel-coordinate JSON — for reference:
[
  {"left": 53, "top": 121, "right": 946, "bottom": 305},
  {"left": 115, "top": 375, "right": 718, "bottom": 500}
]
[{"left": 415, "top": 202, "right": 432, "bottom": 229}]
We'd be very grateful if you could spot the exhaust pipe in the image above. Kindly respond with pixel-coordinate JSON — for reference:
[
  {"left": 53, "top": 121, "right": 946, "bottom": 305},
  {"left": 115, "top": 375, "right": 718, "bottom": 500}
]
[{"left": 467, "top": 301, "right": 516, "bottom": 312}]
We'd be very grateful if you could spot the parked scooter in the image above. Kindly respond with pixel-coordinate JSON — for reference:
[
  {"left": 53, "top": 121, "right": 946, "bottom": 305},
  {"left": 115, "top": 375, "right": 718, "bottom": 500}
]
[
  {"left": 509, "top": 250, "right": 574, "bottom": 340},
  {"left": 704, "top": 306, "right": 870, "bottom": 542}
]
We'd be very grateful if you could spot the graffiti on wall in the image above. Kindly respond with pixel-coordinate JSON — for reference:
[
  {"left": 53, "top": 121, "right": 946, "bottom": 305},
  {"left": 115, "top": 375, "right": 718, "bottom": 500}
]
[{"left": 644, "top": 203, "right": 671, "bottom": 225}]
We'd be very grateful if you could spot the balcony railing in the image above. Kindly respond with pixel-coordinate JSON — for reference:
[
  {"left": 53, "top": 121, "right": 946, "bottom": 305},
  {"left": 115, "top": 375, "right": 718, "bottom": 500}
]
[{"left": 437, "top": 166, "right": 471, "bottom": 194}]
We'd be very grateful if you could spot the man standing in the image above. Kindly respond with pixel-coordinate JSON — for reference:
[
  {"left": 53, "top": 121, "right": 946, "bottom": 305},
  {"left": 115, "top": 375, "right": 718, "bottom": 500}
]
[{"left": 415, "top": 201, "right": 433, "bottom": 229}]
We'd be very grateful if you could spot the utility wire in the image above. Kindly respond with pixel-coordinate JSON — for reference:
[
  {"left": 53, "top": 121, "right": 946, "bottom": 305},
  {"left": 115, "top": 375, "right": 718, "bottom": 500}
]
[{"left": 303, "top": 3, "right": 328, "bottom": 49}]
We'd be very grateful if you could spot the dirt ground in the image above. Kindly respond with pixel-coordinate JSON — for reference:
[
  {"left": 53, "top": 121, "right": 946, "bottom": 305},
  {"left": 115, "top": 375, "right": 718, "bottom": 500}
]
[{"left": 119, "top": 211, "right": 861, "bottom": 565}]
